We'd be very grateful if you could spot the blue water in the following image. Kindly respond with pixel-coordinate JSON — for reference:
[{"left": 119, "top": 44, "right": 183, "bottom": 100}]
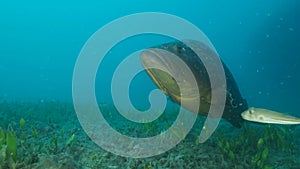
[{"left": 1, "top": 1, "right": 299, "bottom": 114}]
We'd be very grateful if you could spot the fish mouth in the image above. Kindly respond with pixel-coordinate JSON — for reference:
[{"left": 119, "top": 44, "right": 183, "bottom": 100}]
[
  {"left": 140, "top": 47, "right": 202, "bottom": 115},
  {"left": 140, "top": 48, "right": 179, "bottom": 96},
  {"left": 140, "top": 48, "right": 199, "bottom": 101},
  {"left": 140, "top": 49, "right": 172, "bottom": 71}
]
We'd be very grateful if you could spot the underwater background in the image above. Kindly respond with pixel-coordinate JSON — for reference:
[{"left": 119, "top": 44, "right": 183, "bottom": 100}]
[{"left": 0, "top": 0, "right": 299, "bottom": 168}]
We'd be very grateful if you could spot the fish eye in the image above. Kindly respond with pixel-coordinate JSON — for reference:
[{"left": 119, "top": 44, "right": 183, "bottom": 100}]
[{"left": 249, "top": 109, "right": 254, "bottom": 114}]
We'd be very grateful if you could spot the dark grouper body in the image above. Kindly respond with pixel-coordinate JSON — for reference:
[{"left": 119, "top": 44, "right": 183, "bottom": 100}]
[{"left": 140, "top": 41, "right": 248, "bottom": 127}]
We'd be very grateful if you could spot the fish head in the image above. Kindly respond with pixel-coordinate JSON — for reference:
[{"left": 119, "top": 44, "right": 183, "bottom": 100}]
[
  {"left": 241, "top": 107, "right": 267, "bottom": 123},
  {"left": 140, "top": 46, "right": 200, "bottom": 112}
]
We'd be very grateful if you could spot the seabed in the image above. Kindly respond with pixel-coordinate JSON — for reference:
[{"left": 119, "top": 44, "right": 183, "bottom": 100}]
[{"left": 0, "top": 101, "right": 299, "bottom": 169}]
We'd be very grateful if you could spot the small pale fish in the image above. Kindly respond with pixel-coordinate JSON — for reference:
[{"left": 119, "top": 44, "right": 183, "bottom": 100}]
[{"left": 241, "top": 107, "right": 300, "bottom": 124}]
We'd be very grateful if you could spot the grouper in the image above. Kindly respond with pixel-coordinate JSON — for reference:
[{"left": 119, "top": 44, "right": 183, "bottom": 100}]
[
  {"left": 140, "top": 40, "right": 300, "bottom": 128},
  {"left": 140, "top": 40, "right": 248, "bottom": 128}
]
